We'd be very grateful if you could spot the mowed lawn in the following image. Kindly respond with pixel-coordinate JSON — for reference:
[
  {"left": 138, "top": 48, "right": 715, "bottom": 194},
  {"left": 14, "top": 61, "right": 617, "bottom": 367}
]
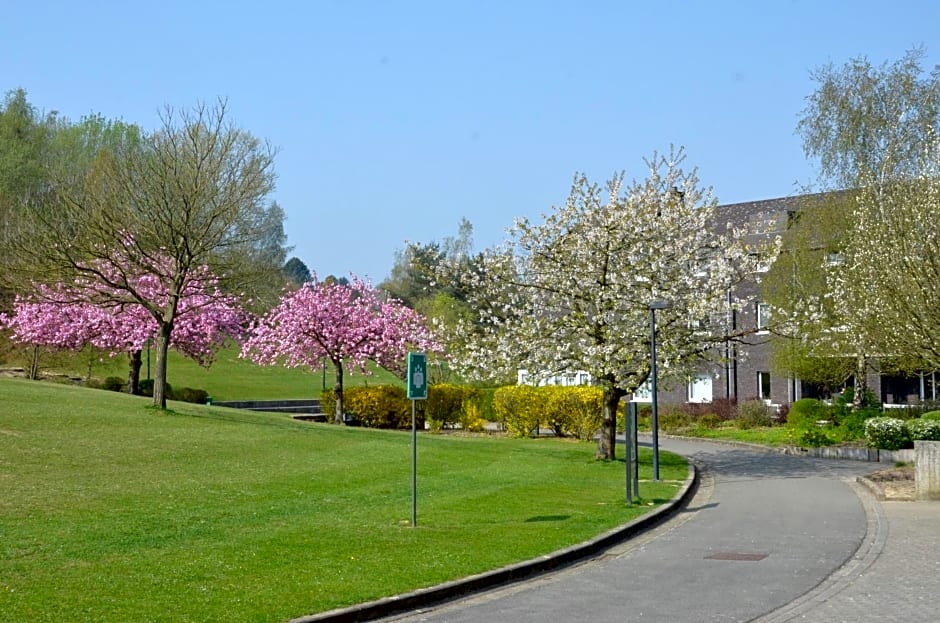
[
  {"left": 6, "top": 343, "right": 402, "bottom": 400},
  {"left": 0, "top": 378, "right": 688, "bottom": 623}
]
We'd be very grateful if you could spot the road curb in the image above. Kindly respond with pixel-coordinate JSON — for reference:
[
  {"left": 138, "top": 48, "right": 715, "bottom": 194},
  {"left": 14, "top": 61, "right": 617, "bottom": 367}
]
[{"left": 290, "top": 462, "right": 699, "bottom": 623}]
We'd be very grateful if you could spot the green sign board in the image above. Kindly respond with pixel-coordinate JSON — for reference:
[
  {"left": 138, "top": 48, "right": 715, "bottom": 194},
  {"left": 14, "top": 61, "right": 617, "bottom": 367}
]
[{"left": 407, "top": 352, "right": 427, "bottom": 400}]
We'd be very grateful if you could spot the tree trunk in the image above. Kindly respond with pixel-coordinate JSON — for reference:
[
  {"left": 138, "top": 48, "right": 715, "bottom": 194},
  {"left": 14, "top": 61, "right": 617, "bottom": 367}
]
[
  {"left": 853, "top": 352, "right": 867, "bottom": 408},
  {"left": 596, "top": 385, "right": 625, "bottom": 460},
  {"left": 28, "top": 345, "right": 40, "bottom": 380},
  {"left": 333, "top": 359, "right": 345, "bottom": 424},
  {"left": 152, "top": 322, "right": 173, "bottom": 409},
  {"left": 127, "top": 349, "right": 142, "bottom": 395}
]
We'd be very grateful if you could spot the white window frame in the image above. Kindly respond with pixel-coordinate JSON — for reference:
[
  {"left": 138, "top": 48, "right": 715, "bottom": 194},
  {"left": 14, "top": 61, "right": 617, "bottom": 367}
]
[
  {"left": 757, "top": 371, "right": 771, "bottom": 401},
  {"left": 756, "top": 302, "right": 770, "bottom": 333}
]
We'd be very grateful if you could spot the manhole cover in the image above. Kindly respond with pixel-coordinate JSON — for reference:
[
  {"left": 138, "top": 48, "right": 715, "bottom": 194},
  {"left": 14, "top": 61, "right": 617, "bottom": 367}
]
[{"left": 705, "top": 552, "right": 768, "bottom": 561}]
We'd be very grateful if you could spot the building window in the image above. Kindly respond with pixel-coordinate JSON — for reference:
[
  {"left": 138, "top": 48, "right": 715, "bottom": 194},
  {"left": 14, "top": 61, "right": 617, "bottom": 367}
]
[
  {"left": 756, "top": 302, "right": 770, "bottom": 332},
  {"left": 826, "top": 252, "right": 845, "bottom": 267},
  {"left": 688, "top": 374, "right": 713, "bottom": 403},
  {"left": 758, "top": 371, "right": 771, "bottom": 401}
]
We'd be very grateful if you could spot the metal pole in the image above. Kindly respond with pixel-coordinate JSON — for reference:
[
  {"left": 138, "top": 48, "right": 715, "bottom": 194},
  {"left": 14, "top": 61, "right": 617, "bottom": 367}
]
[
  {"left": 626, "top": 401, "right": 639, "bottom": 503},
  {"left": 650, "top": 307, "right": 660, "bottom": 481},
  {"left": 633, "top": 402, "right": 640, "bottom": 493},
  {"left": 411, "top": 399, "right": 417, "bottom": 527},
  {"left": 625, "top": 397, "right": 633, "bottom": 504}
]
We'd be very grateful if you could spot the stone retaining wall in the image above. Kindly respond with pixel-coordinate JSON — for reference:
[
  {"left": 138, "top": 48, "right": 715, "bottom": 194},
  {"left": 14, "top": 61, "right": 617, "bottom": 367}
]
[{"left": 915, "top": 441, "right": 940, "bottom": 501}]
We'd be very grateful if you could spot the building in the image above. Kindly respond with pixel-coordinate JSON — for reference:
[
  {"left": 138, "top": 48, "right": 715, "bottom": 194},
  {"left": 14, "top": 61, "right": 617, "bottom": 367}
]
[{"left": 651, "top": 193, "right": 938, "bottom": 410}]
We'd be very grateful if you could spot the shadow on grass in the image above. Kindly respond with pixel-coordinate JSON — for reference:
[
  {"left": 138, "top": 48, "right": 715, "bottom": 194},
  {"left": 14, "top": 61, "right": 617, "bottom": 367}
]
[{"left": 525, "top": 515, "right": 571, "bottom": 522}]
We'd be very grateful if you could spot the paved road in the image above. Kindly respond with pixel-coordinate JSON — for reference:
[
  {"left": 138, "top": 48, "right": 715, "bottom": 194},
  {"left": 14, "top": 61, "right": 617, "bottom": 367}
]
[{"left": 375, "top": 438, "right": 937, "bottom": 623}]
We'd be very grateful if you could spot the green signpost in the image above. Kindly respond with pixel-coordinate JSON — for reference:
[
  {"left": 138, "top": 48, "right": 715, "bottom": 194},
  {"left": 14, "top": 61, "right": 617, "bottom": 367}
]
[
  {"left": 407, "top": 352, "right": 427, "bottom": 399},
  {"left": 407, "top": 353, "right": 427, "bottom": 526}
]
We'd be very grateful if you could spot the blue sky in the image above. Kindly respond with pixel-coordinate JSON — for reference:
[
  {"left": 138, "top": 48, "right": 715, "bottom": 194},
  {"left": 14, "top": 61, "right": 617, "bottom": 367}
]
[{"left": 3, "top": 1, "right": 939, "bottom": 282}]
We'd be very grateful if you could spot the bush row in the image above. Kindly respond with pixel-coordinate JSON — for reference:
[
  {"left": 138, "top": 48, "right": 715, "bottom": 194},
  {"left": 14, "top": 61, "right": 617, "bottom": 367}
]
[
  {"left": 96, "top": 376, "right": 209, "bottom": 404},
  {"left": 319, "top": 384, "right": 499, "bottom": 431},
  {"left": 864, "top": 416, "right": 940, "bottom": 450},
  {"left": 492, "top": 385, "right": 612, "bottom": 440},
  {"left": 649, "top": 398, "right": 774, "bottom": 433}
]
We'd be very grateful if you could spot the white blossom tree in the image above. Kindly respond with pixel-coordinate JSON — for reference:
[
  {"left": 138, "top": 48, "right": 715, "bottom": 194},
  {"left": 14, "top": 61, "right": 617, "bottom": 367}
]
[
  {"left": 794, "top": 47, "right": 940, "bottom": 403},
  {"left": 833, "top": 141, "right": 940, "bottom": 374},
  {"left": 442, "top": 149, "right": 768, "bottom": 459}
]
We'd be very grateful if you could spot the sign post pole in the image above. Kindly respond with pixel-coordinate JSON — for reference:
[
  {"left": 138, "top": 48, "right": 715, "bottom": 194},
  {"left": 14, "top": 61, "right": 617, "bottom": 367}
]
[{"left": 406, "top": 353, "right": 428, "bottom": 527}]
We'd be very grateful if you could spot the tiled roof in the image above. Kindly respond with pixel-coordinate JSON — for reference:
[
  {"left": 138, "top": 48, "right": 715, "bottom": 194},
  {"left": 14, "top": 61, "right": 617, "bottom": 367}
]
[{"left": 714, "top": 190, "right": 850, "bottom": 239}]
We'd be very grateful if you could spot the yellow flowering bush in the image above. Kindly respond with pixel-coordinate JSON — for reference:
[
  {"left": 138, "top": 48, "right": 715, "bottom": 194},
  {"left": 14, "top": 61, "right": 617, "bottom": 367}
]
[{"left": 493, "top": 385, "right": 604, "bottom": 439}]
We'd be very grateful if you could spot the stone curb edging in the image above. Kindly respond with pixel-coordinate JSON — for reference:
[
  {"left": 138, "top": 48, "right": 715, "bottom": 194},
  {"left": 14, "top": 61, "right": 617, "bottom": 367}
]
[
  {"left": 855, "top": 476, "right": 888, "bottom": 501},
  {"left": 290, "top": 462, "right": 699, "bottom": 623},
  {"left": 753, "top": 479, "right": 889, "bottom": 623}
]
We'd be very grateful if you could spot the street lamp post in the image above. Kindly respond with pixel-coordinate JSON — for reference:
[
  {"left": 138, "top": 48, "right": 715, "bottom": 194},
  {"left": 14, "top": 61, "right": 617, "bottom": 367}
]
[{"left": 649, "top": 299, "right": 670, "bottom": 481}]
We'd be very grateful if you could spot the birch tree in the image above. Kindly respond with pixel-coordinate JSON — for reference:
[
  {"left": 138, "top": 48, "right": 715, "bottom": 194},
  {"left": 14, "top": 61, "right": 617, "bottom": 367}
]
[
  {"left": 441, "top": 149, "right": 766, "bottom": 459},
  {"left": 793, "top": 47, "right": 940, "bottom": 402},
  {"left": 836, "top": 145, "right": 940, "bottom": 373}
]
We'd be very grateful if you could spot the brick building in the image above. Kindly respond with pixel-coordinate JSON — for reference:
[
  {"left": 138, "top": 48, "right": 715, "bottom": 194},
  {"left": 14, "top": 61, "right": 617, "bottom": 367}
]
[{"left": 649, "top": 193, "right": 938, "bottom": 410}]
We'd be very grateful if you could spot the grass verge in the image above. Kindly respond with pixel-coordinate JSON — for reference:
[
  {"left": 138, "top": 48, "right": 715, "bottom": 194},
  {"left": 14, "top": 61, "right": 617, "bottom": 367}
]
[
  {"left": 0, "top": 378, "right": 686, "bottom": 623},
  {"left": 671, "top": 424, "right": 794, "bottom": 446}
]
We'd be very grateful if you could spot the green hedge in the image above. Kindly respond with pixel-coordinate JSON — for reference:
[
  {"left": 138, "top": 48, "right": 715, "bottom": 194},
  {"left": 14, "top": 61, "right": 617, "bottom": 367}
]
[{"left": 786, "top": 398, "right": 828, "bottom": 430}]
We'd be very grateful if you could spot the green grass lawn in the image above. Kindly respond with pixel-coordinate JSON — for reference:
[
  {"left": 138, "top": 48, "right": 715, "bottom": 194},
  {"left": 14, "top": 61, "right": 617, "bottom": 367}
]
[
  {"left": 0, "top": 378, "right": 687, "bottom": 623},
  {"left": 2, "top": 342, "right": 402, "bottom": 400},
  {"left": 675, "top": 424, "right": 795, "bottom": 446}
]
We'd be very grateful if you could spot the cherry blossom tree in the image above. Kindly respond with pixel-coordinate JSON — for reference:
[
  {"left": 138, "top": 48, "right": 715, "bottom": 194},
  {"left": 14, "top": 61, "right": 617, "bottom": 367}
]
[
  {"left": 439, "top": 149, "right": 770, "bottom": 459},
  {"left": 6, "top": 101, "right": 278, "bottom": 408},
  {"left": 240, "top": 275, "right": 440, "bottom": 424},
  {"left": 1, "top": 263, "right": 247, "bottom": 392}
]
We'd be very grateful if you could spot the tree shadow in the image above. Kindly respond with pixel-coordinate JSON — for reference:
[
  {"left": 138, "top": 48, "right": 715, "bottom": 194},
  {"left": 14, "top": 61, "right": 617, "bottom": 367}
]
[{"left": 525, "top": 515, "right": 571, "bottom": 523}]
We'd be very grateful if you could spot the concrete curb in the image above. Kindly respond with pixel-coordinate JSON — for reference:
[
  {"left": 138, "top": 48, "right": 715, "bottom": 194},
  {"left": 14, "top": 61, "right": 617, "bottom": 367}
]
[
  {"left": 753, "top": 479, "right": 889, "bottom": 623},
  {"left": 290, "top": 462, "right": 699, "bottom": 623},
  {"left": 855, "top": 475, "right": 888, "bottom": 501}
]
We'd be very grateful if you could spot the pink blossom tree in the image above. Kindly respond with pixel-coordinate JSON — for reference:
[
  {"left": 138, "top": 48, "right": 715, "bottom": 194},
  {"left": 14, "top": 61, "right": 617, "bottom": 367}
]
[
  {"left": 1, "top": 264, "right": 247, "bottom": 393},
  {"left": 241, "top": 275, "right": 441, "bottom": 424}
]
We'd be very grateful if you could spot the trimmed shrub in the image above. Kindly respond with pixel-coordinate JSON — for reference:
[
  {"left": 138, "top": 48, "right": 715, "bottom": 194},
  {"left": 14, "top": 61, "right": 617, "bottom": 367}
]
[
  {"left": 426, "top": 384, "right": 478, "bottom": 430},
  {"left": 102, "top": 376, "right": 124, "bottom": 392},
  {"left": 319, "top": 386, "right": 411, "bottom": 428},
  {"left": 319, "top": 389, "right": 336, "bottom": 420},
  {"left": 493, "top": 385, "right": 541, "bottom": 437},
  {"left": 136, "top": 379, "right": 175, "bottom": 399},
  {"left": 786, "top": 398, "right": 828, "bottom": 430},
  {"left": 177, "top": 387, "right": 209, "bottom": 404},
  {"left": 548, "top": 386, "right": 603, "bottom": 440},
  {"left": 736, "top": 399, "right": 773, "bottom": 429},
  {"left": 459, "top": 398, "right": 487, "bottom": 432},
  {"left": 921, "top": 411, "right": 940, "bottom": 421},
  {"left": 907, "top": 418, "right": 940, "bottom": 441},
  {"left": 344, "top": 385, "right": 410, "bottom": 429},
  {"left": 568, "top": 386, "right": 605, "bottom": 441},
  {"left": 490, "top": 385, "right": 611, "bottom": 439},
  {"left": 864, "top": 417, "right": 912, "bottom": 450}
]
